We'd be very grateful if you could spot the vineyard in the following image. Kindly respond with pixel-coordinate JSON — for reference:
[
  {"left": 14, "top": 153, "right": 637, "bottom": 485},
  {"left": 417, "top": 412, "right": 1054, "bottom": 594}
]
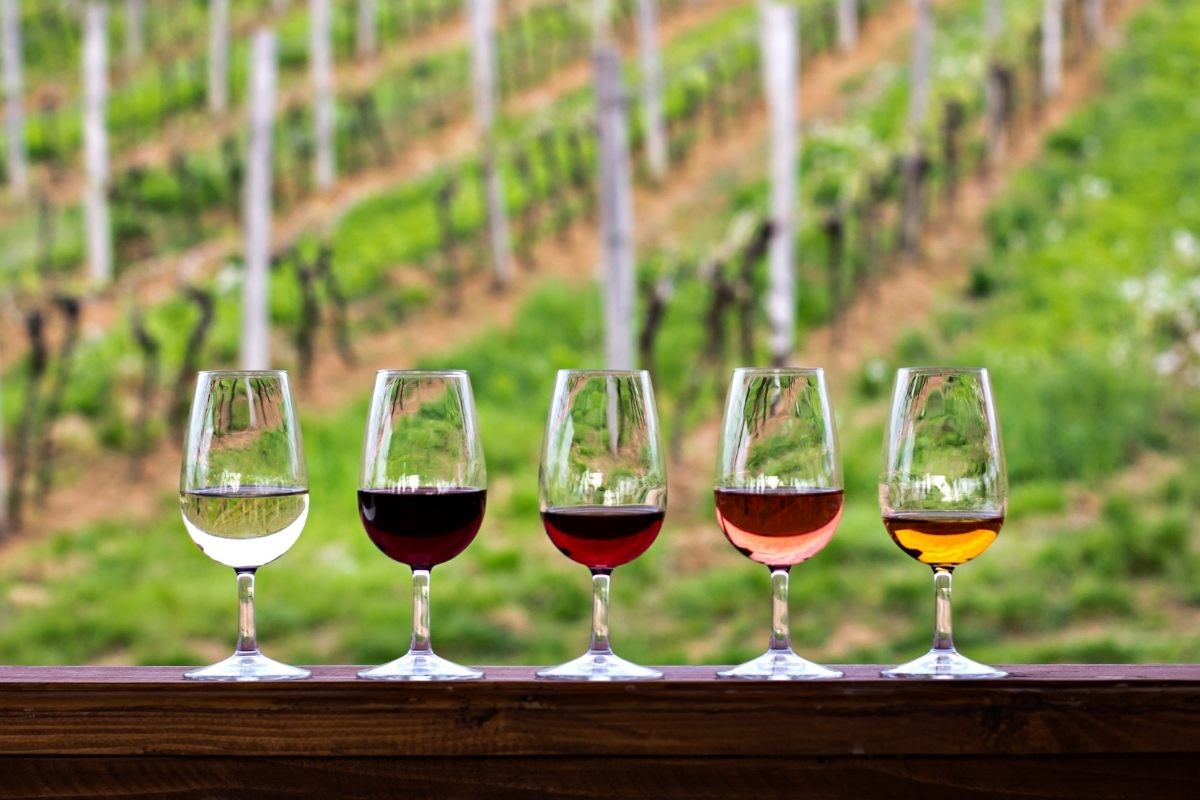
[{"left": 1, "top": 0, "right": 1199, "bottom": 669}]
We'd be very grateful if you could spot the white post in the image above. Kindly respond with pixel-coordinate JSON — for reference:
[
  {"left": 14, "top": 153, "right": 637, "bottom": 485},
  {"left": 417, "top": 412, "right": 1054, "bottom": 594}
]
[
  {"left": 208, "top": 0, "right": 230, "bottom": 114},
  {"left": 634, "top": 0, "right": 667, "bottom": 182},
  {"left": 1, "top": 0, "right": 27, "bottom": 196},
  {"left": 356, "top": 0, "right": 377, "bottom": 60},
  {"left": 985, "top": 0, "right": 1004, "bottom": 42},
  {"left": 759, "top": 2, "right": 798, "bottom": 366},
  {"left": 1085, "top": 0, "right": 1104, "bottom": 43},
  {"left": 468, "top": 0, "right": 512, "bottom": 289},
  {"left": 908, "top": 0, "right": 933, "bottom": 130},
  {"left": 1042, "top": 0, "right": 1063, "bottom": 99},
  {"left": 985, "top": 0, "right": 1005, "bottom": 168},
  {"left": 242, "top": 29, "right": 277, "bottom": 371},
  {"left": 593, "top": 0, "right": 613, "bottom": 45},
  {"left": 83, "top": 1, "right": 112, "bottom": 284},
  {"left": 594, "top": 45, "right": 636, "bottom": 371},
  {"left": 124, "top": 0, "right": 144, "bottom": 66},
  {"left": 837, "top": 0, "right": 858, "bottom": 53},
  {"left": 310, "top": 0, "right": 335, "bottom": 189}
]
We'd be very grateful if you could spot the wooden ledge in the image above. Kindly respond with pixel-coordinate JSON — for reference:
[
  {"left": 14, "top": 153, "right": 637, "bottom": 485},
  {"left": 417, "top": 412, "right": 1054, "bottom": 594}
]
[{"left": 1, "top": 665, "right": 1198, "bottom": 798}]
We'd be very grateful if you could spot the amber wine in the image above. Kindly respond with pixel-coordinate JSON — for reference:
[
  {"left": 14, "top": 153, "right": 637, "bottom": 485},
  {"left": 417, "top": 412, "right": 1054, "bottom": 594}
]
[
  {"left": 882, "top": 510, "right": 1003, "bottom": 568},
  {"left": 181, "top": 486, "right": 309, "bottom": 569}
]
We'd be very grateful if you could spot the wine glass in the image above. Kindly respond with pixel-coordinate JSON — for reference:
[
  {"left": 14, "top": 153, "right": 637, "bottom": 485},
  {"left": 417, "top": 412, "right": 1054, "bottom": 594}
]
[
  {"left": 714, "top": 367, "right": 844, "bottom": 680},
  {"left": 179, "top": 370, "right": 310, "bottom": 681},
  {"left": 356, "top": 370, "right": 486, "bottom": 681},
  {"left": 537, "top": 369, "right": 666, "bottom": 680},
  {"left": 880, "top": 367, "right": 1008, "bottom": 679}
]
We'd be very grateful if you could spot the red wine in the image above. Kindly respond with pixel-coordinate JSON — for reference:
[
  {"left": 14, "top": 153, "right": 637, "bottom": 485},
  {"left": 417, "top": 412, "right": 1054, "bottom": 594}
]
[
  {"left": 542, "top": 505, "right": 665, "bottom": 573},
  {"left": 714, "top": 487, "right": 843, "bottom": 570},
  {"left": 358, "top": 487, "right": 486, "bottom": 570}
]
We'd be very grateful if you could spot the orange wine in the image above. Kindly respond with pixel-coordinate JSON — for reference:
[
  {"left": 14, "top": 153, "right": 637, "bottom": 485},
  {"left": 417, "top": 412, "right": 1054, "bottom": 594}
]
[
  {"left": 882, "top": 511, "right": 1004, "bottom": 568},
  {"left": 715, "top": 488, "right": 844, "bottom": 570}
]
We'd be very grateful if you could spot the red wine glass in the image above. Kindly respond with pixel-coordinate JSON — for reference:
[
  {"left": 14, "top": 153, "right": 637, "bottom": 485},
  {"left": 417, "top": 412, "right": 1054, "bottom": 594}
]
[
  {"left": 179, "top": 370, "right": 310, "bottom": 681},
  {"left": 880, "top": 367, "right": 1007, "bottom": 679},
  {"left": 357, "top": 370, "right": 487, "bottom": 681},
  {"left": 714, "top": 367, "right": 844, "bottom": 679},
  {"left": 537, "top": 370, "right": 667, "bottom": 680}
]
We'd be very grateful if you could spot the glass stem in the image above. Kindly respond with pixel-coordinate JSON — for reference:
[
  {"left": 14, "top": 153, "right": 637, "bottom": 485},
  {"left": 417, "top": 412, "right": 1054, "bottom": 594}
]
[
  {"left": 234, "top": 569, "right": 258, "bottom": 655},
  {"left": 768, "top": 568, "right": 791, "bottom": 653},
  {"left": 588, "top": 571, "right": 612, "bottom": 655},
  {"left": 932, "top": 567, "right": 955, "bottom": 653},
  {"left": 409, "top": 569, "right": 433, "bottom": 656}
]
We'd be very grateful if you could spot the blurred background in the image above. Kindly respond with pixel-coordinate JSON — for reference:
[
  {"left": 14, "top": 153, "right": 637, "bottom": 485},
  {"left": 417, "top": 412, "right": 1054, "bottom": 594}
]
[{"left": 1, "top": 0, "right": 1199, "bottom": 668}]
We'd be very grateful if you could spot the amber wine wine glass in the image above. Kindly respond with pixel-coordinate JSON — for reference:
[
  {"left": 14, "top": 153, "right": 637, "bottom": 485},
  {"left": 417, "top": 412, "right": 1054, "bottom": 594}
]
[
  {"left": 537, "top": 370, "right": 667, "bottom": 680},
  {"left": 880, "top": 367, "right": 1007, "bottom": 679},
  {"left": 714, "top": 368, "right": 843, "bottom": 679},
  {"left": 180, "top": 370, "right": 309, "bottom": 681}
]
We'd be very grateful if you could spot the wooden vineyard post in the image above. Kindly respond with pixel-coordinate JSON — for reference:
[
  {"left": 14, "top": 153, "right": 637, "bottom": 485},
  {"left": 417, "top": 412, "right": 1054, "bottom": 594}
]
[
  {"left": 83, "top": 1, "right": 112, "bottom": 285},
  {"left": 593, "top": 0, "right": 613, "bottom": 44},
  {"left": 985, "top": 0, "right": 1006, "bottom": 171},
  {"left": 986, "top": 0, "right": 1004, "bottom": 41},
  {"left": 908, "top": 0, "right": 933, "bottom": 128},
  {"left": 1, "top": 0, "right": 26, "bottom": 196},
  {"left": 634, "top": 0, "right": 668, "bottom": 182},
  {"left": 242, "top": 29, "right": 278, "bottom": 371},
  {"left": 311, "top": 0, "right": 336, "bottom": 190},
  {"left": 594, "top": 42, "right": 636, "bottom": 371},
  {"left": 357, "top": 0, "right": 377, "bottom": 60},
  {"left": 124, "top": 0, "right": 144, "bottom": 67},
  {"left": 468, "top": 0, "right": 513, "bottom": 290},
  {"left": 901, "top": 0, "right": 932, "bottom": 257},
  {"left": 1085, "top": 0, "right": 1105, "bottom": 43},
  {"left": 1042, "top": 0, "right": 1064, "bottom": 100},
  {"left": 837, "top": 0, "right": 858, "bottom": 54},
  {"left": 759, "top": 2, "right": 798, "bottom": 367},
  {"left": 208, "top": 0, "right": 230, "bottom": 115}
]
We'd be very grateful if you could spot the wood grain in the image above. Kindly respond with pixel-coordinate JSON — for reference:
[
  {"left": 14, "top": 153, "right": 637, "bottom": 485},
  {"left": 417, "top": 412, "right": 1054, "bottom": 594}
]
[
  {"left": 0, "top": 756, "right": 1196, "bottom": 800},
  {"left": 0, "top": 665, "right": 1197, "bottom": 797}
]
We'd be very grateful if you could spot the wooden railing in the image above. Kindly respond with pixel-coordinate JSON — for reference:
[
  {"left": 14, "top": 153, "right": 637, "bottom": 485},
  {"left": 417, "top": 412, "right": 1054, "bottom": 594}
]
[{"left": 0, "top": 664, "right": 1197, "bottom": 797}]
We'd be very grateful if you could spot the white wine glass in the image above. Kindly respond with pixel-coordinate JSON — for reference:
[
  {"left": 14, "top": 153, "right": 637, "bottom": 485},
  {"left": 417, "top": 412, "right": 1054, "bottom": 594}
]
[
  {"left": 714, "top": 368, "right": 844, "bottom": 680},
  {"left": 180, "top": 370, "right": 310, "bottom": 681},
  {"left": 880, "top": 367, "right": 1008, "bottom": 679}
]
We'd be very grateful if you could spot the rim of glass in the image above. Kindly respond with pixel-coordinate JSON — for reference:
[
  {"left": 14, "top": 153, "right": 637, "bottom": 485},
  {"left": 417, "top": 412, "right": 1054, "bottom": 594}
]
[
  {"left": 197, "top": 369, "right": 289, "bottom": 377},
  {"left": 896, "top": 366, "right": 988, "bottom": 375},
  {"left": 732, "top": 366, "right": 825, "bottom": 375},
  {"left": 375, "top": 368, "right": 469, "bottom": 376},
  {"left": 557, "top": 368, "right": 650, "bottom": 377}
]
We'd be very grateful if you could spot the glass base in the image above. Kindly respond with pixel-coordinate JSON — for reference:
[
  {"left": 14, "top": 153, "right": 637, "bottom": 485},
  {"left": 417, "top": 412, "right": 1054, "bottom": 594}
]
[
  {"left": 882, "top": 648, "right": 1008, "bottom": 679},
  {"left": 184, "top": 651, "right": 311, "bottom": 682},
  {"left": 537, "top": 650, "right": 663, "bottom": 681},
  {"left": 718, "top": 648, "right": 843, "bottom": 680},
  {"left": 357, "top": 651, "right": 484, "bottom": 681}
]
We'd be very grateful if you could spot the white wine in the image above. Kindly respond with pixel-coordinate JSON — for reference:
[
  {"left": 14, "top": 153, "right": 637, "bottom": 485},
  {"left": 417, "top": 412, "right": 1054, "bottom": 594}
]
[{"left": 181, "top": 486, "right": 309, "bottom": 569}]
